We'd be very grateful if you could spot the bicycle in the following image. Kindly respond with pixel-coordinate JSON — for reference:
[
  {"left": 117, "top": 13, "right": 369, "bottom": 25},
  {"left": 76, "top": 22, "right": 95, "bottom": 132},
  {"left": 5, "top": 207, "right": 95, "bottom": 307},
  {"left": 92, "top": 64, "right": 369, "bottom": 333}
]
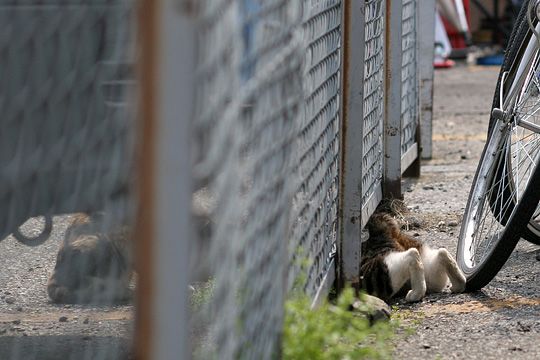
[{"left": 456, "top": 0, "right": 540, "bottom": 291}]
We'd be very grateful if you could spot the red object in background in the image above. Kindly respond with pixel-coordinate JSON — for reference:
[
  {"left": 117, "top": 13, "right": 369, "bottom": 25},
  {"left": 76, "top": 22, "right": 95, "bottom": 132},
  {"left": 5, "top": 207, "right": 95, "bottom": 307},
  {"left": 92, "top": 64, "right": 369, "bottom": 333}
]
[
  {"left": 442, "top": 0, "right": 470, "bottom": 49},
  {"left": 434, "top": 58, "right": 456, "bottom": 68}
]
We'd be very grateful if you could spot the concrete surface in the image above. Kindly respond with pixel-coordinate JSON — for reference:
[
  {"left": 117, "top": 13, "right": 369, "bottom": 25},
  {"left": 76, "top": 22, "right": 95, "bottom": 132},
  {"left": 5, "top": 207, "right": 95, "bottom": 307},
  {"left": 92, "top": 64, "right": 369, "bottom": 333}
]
[{"left": 392, "top": 64, "right": 540, "bottom": 359}]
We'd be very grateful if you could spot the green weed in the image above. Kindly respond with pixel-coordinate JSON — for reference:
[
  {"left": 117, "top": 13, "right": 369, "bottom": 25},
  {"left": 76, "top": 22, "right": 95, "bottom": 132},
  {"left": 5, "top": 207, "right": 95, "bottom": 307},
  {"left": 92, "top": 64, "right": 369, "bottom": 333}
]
[{"left": 283, "top": 288, "right": 395, "bottom": 360}]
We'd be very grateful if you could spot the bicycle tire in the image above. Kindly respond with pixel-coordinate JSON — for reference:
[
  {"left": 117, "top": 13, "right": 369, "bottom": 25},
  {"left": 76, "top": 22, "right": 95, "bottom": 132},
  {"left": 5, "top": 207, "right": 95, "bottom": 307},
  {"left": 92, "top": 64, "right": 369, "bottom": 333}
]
[
  {"left": 524, "top": 213, "right": 540, "bottom": 244},
  {"left": 457, "top": 132, "right": 540, "bottom": 291},
  {"left": 487, "top": 0, "right": 540, "bottom": 245},
  {"left": 458, "top": 1, "right": 540, "bottom": 290}
]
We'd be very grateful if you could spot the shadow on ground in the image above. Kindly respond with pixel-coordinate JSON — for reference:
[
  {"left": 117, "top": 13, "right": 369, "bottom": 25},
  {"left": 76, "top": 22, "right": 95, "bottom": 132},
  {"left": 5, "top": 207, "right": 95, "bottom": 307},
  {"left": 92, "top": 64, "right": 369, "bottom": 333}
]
[{"left": 0, "top": 335, "right": 132, "bottom": 360}]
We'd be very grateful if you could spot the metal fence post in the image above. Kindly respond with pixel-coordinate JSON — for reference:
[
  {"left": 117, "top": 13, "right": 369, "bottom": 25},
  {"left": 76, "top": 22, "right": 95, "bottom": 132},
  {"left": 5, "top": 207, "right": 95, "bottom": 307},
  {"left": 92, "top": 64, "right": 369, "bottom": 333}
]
[
  {"left": 383, "top": 0, "right": 403, "bottom": 199},
  {"left": 136, "top": 1, "right": 194, "bottom": 359},
  {"left": 338, "top": 0, "right": 366, "bottom": 289},
  {"left": 418, "top": 0, "right": 436, "bottom": 160}
]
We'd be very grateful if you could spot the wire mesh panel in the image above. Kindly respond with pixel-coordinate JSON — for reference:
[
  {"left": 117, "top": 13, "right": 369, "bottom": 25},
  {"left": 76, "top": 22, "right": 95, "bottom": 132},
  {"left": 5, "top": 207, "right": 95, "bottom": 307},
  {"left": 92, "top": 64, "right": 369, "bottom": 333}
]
[
  {"left": 0, "top": 1, "right": 136, "bottom": 359},
  {"left": 191, "top": 1, "right": 304, "bottom": 358},
  {"left": 361, "top": 0, "right": 385, "bottom": 210},
  {"left": 287, "top": 0, "right": 342, "bottom": 299},
  {"left": 400, "top": 0, "right": 419, "bottom": 166},
  {"left": 0, "top": 1, "right": 135, "bottom": 238}
]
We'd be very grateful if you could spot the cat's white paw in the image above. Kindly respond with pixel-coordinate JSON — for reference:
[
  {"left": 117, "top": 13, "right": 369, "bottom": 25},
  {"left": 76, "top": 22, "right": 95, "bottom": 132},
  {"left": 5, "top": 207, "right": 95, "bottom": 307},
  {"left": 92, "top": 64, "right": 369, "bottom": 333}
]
[
  {"left": 450, "top": 277, "right": 466, "bottom": 293},
  {"left": 405, "top": 289, "right": 424, "bottom": 302}
]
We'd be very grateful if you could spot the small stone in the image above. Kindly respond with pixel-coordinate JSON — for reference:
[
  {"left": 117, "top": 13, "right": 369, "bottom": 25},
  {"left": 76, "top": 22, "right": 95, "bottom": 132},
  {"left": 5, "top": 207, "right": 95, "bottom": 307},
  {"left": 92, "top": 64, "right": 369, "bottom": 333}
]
[
  {"left": 12, "top": 320, "right": 20, "bottom": 325},
  {"left": 423, "top": 185, "right": 434, "bottom": 190},
  {"left": 59, "top": 316, "right": 68, "bottom": 323},
  {"left": 517, "top": 322, "right": 531, "bottom": 332},
  {"left": 437, "top": 221, "right": 445, "bottom": 227},
  {"left": 352, "top": 294, "right": 391, "bottom": 324},
  {"left": 83, "top": 318, "right": 89, "bottom": 324},
  {"left": 4, "top": 291, "right": 11, "bottom": 295},
  {"left": 16, "top": 307, "right": 23, "bottom": 312},
  {"left": 5, "top": 297, "right": 15, "bottom": 304},
  {"left": 28, "top": 268, "right": 34, "bottom": 272},
  {"left": 447, "top": 220, "right": 459, "bottom": 227}
]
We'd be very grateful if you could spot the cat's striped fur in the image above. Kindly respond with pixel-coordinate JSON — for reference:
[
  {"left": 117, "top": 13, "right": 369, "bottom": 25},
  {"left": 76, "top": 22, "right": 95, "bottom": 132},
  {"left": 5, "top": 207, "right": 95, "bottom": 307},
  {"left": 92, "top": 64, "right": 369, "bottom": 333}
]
[{"left": 360, "top": 213, "right": 466, "bottom": 303}]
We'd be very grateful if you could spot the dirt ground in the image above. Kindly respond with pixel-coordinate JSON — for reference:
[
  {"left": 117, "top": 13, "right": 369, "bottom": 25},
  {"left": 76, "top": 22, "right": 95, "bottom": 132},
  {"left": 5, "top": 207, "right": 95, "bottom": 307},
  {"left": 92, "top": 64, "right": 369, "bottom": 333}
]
[
  {"left": 0, "top": 215, "right": 133, "bottom": 360},
  {"left": 392, "top": 64, "right": 540, "bottom": 359}
]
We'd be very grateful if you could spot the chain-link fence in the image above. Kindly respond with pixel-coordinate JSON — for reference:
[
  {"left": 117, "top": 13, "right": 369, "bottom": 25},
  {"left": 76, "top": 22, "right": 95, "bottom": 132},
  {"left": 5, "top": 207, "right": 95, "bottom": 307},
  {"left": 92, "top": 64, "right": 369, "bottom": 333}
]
[
  {"left": 0, "top": 1, "right": 136, "bottom": 359},
  {"left": 401, "top": 0, "right": 420, "bottom": 171},
  {"left": 361, "top": 0, "right": 385, "bottom": 215},
  {"left": 0, "top": 0, "right": 436, "bottom": 359}
]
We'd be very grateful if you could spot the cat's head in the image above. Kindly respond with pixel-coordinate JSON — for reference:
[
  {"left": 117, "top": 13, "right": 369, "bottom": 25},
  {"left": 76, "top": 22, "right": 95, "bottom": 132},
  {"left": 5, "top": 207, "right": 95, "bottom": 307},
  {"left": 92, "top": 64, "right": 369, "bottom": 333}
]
[{"left": 366, "top": 213, "right": 400, "bottom": 237}]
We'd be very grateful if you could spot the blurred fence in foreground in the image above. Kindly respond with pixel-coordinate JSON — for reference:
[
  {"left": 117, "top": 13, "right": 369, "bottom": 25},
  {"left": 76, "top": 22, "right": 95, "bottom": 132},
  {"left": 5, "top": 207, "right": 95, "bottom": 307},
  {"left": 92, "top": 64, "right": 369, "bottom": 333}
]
[{"left": 0, "top": 0, "right": 436, "bottom": 359}]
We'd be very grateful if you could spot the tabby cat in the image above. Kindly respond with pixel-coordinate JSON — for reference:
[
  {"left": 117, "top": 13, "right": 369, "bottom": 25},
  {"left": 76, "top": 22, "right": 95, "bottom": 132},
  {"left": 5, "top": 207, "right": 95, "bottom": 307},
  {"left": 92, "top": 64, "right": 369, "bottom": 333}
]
[{"left": 360, "top": 213, "right": 466, "bottom": 303}]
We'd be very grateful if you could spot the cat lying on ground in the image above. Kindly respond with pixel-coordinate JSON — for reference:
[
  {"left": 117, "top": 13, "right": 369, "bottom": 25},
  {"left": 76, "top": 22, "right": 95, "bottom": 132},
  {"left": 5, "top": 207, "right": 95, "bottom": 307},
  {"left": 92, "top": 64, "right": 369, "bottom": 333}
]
[
  {"left": 47, "top": 213, "right": 133, "bottom": 304},
  {"left": 360, "top": 213, "right": 466, "bottom": 303}
]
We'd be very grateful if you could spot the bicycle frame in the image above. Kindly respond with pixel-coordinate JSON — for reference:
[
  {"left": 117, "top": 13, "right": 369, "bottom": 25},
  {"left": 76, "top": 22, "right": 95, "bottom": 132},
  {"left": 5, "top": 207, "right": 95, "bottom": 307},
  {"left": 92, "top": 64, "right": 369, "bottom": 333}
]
[{"left": 502, "top": 21, "right": 540, "bottom": 135}]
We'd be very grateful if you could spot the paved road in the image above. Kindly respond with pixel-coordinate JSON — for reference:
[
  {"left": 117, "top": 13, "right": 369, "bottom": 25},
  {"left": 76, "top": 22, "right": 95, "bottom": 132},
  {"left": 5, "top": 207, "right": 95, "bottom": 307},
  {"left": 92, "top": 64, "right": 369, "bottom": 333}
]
[
  {"left": 393, "top": 64, "right": 540, "bottom": 359},
  {"left": 0, "top": 215, "right": 133, "bottom": 360}
]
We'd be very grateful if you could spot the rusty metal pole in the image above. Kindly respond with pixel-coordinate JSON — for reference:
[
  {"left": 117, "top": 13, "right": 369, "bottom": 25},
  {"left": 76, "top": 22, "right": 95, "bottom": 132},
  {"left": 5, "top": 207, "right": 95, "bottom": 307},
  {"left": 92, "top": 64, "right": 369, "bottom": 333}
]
[
  {"left": 383, "top": 0, "right": 404, "bottom": 200},
  {"left": 136, "top": 1, "right": 195, "bottom": 359},
  {"left": 337, "top": 0, "right": 366, "bottom": 290}
]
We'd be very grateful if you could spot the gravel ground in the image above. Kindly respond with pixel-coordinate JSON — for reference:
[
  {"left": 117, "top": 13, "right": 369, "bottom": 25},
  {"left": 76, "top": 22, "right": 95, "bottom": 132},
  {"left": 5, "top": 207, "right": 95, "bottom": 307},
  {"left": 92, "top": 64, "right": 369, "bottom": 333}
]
[
  {"left": 392, "top": 64, "right": 540, "bottom": 359},
  {"left": 0, "top": 215, "right": 133, "bottom": 360}
]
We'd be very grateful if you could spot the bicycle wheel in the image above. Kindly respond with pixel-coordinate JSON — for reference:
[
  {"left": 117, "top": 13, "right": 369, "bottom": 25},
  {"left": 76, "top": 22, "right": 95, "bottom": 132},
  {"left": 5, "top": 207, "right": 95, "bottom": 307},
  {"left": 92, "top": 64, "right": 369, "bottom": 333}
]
[
  {"left": 488, "top": 0, "right": 540, "bottom": 245},
  {"left": 524, "top": 211, "right": 540, "bottom": 244},
  {"left": 457, "top": 6, "right": 540, "bottom": 290}
]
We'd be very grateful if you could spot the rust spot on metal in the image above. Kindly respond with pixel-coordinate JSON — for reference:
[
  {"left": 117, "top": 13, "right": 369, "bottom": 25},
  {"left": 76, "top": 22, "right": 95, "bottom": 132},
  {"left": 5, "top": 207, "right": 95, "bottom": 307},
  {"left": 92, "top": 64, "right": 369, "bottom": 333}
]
[{"left": 386, "top": 126, "right": 399, "bottom": 136}]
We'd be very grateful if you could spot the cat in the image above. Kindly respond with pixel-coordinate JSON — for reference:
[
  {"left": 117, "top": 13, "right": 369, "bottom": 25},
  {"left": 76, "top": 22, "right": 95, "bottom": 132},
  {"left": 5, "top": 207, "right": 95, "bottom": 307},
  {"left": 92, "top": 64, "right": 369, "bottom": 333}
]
[
  {"left": 47, "top": 213, "right": 134, "bottom": 304},
  {"left": 359, "top": 213, "right": 466, "bottom": 303}
]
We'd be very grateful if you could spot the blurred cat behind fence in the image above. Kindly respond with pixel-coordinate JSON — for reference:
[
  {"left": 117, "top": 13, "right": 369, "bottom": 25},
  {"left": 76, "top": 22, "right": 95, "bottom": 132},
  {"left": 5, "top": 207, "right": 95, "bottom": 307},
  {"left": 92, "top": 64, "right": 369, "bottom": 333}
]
[{"left": 47, "top": 213, "right": 134, "bottom": 304}]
